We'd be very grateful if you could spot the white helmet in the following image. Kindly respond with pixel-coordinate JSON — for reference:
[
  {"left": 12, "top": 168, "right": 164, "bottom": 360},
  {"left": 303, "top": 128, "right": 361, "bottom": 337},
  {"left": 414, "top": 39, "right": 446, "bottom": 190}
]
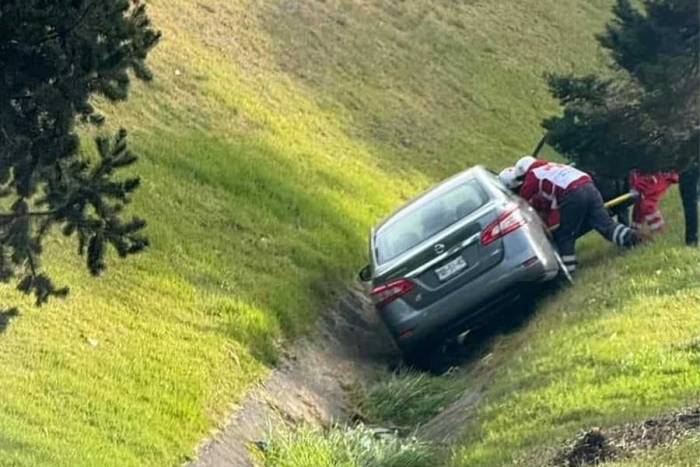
[
  {"left": 514, "top": 155, "right": 537, "bottom": 178},
  {"left": 498, "top": 167, "right": 521, "bottom": 189}
]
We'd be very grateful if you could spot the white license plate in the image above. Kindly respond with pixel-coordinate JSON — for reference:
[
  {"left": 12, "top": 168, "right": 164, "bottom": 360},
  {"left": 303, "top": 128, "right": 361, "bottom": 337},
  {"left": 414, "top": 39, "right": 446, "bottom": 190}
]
[{"left": 435, "top": 256, "right": 467, "bottom": 281}]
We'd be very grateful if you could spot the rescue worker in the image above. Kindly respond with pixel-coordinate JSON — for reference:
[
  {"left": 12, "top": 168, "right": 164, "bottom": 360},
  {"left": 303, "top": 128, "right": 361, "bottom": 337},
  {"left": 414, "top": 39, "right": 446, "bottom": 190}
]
[
  {"left": 500, "top": 166, "right": 559, "bottom": 228},
  {"left": 498, "top": 167, "right": 520, "bottom": 191},
  {"left": 514, "top": 156, "right": 640, "bottom": 274},
  {"left": 679, "top": 160, "right": 699, "bottom": 247},
  {"left": 628, "top": 170, "right": 679, "bottom": 234}
]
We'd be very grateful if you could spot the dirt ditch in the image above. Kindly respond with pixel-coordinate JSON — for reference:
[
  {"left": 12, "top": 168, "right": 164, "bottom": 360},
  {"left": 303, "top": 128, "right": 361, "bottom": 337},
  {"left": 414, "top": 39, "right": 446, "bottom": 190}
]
[
  {"left": 189, "top": 284, "right": 398, "bottom": 467},
  {"left": 552, "top": 407, "right": 700, "bottom": 466},
  {"left": 188, "top": 281, "right": 699, "bottom": 467},
  {"left": 189, "top": 283, "right": 534, "bottom": 466}
]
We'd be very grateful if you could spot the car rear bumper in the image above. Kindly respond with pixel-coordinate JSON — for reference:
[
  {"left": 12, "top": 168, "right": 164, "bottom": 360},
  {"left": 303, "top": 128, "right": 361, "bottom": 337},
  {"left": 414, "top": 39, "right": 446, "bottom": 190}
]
[{"left": 378, "top": 227, "right": 558, "bottom": 352}]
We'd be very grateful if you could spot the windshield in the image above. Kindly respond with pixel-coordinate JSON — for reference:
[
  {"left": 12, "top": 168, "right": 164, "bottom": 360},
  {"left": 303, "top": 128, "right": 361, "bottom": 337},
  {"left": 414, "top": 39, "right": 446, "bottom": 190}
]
[{"left": 374, "top": 178, "right": 489, "bottom": 264}]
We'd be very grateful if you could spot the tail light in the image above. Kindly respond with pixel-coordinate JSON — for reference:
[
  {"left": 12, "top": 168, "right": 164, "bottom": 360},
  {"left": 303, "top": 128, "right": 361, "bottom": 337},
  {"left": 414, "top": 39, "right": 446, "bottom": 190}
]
[
  {"left": 481, "top": 205, "right": 527, "bottom": 246},
  {"left": 370, "top": 279, "right": 414, "bottom": 307}
]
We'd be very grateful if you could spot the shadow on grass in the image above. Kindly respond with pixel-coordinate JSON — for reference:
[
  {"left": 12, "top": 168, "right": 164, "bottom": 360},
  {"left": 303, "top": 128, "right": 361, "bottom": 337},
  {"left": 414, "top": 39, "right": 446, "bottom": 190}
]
[
  {"left": 453, "top": 243, "right": 698, "bottom": 372},
  {"left": 0, "top": 308, "right": 19, "bottom": 334},
  {"left": 409, "top": 286, "right": 547, "bottom": 375},
  {"left": 0, "top": 432, "right": 48, "bottom": 464}
]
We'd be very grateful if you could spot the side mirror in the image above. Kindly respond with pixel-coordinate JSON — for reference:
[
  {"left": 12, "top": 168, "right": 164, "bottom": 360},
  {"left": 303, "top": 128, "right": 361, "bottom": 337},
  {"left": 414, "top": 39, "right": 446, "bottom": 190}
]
[{"left": 358, "top": 265, "right": 372, "bottom": 282}]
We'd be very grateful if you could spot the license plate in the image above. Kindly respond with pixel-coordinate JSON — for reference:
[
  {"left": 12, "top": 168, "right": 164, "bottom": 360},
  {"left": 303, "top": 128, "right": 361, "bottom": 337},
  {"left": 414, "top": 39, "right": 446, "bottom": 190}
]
[{"left": 435, "top": 256, "right": 467, "bottom": 281}]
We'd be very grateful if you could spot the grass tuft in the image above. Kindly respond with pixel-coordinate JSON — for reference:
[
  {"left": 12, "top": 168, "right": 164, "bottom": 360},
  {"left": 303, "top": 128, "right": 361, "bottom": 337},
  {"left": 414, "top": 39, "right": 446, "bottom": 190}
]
[
  {"left": 352, "top": 369, "right": 466, "bottom": 428},
  {"left": 605, "top": 435, "right": 700, "bottom": 467},
  {"left": 261, "top": 424, "right": 441, "bottom": 467}
]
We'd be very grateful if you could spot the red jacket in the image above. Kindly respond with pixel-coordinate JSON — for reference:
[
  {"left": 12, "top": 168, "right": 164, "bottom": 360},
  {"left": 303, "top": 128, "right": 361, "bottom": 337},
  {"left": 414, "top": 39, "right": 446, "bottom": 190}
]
[
  {"left": 629, "top": 170, "right": 679, "bottom": 203},
  {"left": 629, "top": 170, "right": 679, "bottom": 221},
  {"left": 530, "top": 194, "right": 560, "bottom": 227},
  {"left": 519, "top": 161, "right": 592, "bottom": 210}
]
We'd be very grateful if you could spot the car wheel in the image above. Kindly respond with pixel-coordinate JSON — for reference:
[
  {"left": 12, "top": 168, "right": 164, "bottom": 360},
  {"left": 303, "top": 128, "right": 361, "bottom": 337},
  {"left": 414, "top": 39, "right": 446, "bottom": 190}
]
[
  {"left": 404, "top": 342, "right": 463, "bottom": 375},
  {"left": 402, "top": 346, "right": 441, "bottom": 373}
]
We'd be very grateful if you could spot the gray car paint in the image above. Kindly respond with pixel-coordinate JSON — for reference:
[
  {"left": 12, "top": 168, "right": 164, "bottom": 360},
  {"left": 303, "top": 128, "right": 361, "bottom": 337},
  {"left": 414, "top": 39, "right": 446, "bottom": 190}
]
[{"left": 366, "top": 166, "right": 560, "bottom": 355}]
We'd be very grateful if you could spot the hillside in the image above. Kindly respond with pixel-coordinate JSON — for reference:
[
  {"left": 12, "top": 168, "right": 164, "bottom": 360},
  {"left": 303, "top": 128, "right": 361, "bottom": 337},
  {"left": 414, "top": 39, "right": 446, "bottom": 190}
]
[
  {"left": 0, "top": 1, "right": 646, "bottom": 466},
  {"left": 263, "top": 199, "right": 699, "bottom": 467},
  {"left": 451, "top": 199, "right": 700, "bottom": 466}
]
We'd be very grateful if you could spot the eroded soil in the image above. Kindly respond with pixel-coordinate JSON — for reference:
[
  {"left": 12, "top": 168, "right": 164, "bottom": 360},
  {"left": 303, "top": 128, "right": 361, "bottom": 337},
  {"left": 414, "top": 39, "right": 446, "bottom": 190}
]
[
  {"left": 189, "top": 284, "right": 537, "bottom": 466},
  {"left": 190, "top": 285, "right": 397, "bottom": 467},
  {"left": 552, "top": 407, "right": 700, "bottom": 466}
]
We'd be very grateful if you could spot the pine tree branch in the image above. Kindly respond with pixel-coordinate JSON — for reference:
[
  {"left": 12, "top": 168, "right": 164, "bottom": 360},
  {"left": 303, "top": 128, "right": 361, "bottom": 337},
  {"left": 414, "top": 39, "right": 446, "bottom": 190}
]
[
  {"left": 27, "top": 251, "right": 37, "bottom": 278},
  {"left": 0, "top": 126, "right": 10, "bottom": 143},
  {"left": 0, "top": 210, "right": 61, "bottom": 220},
  {"left": 1, "top": 0, "right": 157, "bottom": 307},
  {"left": 36, "top": 1, "right": 100, "bottom": 45}
]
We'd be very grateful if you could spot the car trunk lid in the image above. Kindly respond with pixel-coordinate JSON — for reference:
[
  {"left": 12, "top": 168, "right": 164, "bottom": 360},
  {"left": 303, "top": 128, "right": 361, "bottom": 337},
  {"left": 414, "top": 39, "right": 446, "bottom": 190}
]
[{"left": 374, "top": 204, "right": 505, "bottom": 310}]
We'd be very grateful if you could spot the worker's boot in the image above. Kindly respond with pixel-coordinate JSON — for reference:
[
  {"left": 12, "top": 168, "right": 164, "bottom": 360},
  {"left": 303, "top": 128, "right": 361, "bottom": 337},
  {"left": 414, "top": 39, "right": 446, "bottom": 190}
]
[{"left": 631, "top": 229, "right": 652, "bottom": 245}]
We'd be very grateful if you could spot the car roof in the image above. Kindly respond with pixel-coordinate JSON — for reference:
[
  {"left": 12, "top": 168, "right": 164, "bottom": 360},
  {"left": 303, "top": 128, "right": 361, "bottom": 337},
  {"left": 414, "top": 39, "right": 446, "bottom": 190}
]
[{"left": 373, "top": 165, "right": 492, "bottom": 236}]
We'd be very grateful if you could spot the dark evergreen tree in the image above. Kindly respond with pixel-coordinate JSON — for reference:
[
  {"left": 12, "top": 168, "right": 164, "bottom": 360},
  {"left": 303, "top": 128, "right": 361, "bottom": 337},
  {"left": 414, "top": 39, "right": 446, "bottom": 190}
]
[
  {"left": 0, "top": 1, "right": 160, "bottom": 305},
  {"left": 543, "top": 0, "right": 699, "bottom": 177}
]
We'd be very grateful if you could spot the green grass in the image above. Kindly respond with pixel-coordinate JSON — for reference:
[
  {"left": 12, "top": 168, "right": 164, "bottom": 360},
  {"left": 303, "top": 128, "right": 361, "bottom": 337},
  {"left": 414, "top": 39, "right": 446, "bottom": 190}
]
[
  {"left": 450, "top": 197, "right": 700, "bottom": 467},
  {"left": 260, "top": 425, "right": 440, "bottom": 467},
  {"left": 0, "top": 0, "right": 622, "bottom": 465},
  {"left": 351, "top": 369, "right": 466, "bottom": 428},
  {"left": 606, "top": 436, "right": 700, "bottom": 467},
  {"left": 266, "top": 199, "right": 699, "bottom": 467}
]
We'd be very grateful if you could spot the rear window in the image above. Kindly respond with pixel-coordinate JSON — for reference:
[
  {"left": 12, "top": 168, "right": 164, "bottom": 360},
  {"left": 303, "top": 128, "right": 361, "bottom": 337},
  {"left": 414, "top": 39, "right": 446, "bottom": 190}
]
[
  {"left": 374, "top": 179, "right": 489, "bottom": 263},
  {"left": 485, "top": 170, "right": 515, "bottom": 196}
]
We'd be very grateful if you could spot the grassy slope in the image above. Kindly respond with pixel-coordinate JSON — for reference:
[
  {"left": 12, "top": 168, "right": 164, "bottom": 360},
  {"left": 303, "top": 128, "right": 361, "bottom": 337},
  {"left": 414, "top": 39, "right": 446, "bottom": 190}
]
[
  {"left": 0, "top": 1, "right": 620, "bottom": 465},
  {"left": 607, "top": 435, "right": 700, "bottom": 467},
  {"left": 451, "top": 199, "right": 700, "bottom": 466}
]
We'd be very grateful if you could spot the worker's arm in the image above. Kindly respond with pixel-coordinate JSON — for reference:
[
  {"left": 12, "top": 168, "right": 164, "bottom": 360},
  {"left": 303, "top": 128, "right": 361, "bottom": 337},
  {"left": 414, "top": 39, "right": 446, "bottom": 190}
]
[
  {"left": 518, "top": 172, "right": 538, "bottom": 202},
  {"left": 532, "top": 196, "right": 560, "bottom": 226},
  {"left": 528, "top": 195, "right": 548, "bottom": 214},
  {"left": 664, "top": 171, "right": 680, "bottom": 184}
]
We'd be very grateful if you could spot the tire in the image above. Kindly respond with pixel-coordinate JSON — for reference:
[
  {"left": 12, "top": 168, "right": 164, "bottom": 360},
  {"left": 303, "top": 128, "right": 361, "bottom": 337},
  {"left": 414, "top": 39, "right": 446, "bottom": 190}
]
[
  {"left": 403, "top": 340, "right": 467, "bottom": 375},
  {"left": 402, "top": 344, "right": 447, "bottom": 374}
]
